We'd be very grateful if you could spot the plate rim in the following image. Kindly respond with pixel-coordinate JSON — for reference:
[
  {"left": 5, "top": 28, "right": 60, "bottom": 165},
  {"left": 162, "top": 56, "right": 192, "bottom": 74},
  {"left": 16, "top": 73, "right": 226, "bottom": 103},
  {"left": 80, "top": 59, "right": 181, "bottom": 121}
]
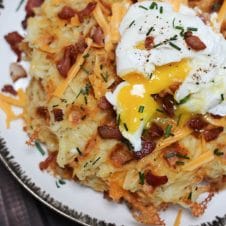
[{"left": 0, "top": 137, "right": 116, "bottom": 226}]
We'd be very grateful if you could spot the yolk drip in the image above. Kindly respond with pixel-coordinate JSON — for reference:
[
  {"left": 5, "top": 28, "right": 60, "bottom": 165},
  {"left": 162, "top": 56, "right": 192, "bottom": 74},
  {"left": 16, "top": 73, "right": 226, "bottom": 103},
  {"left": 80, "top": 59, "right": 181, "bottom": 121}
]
[{"left": 117, "top": 59, "right": 190, "bottom": 133}]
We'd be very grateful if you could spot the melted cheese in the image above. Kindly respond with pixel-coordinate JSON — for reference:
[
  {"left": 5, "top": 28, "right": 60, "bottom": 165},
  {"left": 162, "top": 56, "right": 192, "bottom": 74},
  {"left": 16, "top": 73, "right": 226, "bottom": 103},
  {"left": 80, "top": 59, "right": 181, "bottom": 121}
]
[
  {"left": 0, "top": 89, "right": 26, "bottom": 107},
  {"left": 53, "top": 38, "right": 92, "bottom": 98},
  {"left": 218, "top": 0, "right": 226, "bottom": 26},
  {"left": 173, "top": 209, "right": 182, "bottom": 226},
  {"left": 183, "top": 151, "right": 214, "bottom": 171}
]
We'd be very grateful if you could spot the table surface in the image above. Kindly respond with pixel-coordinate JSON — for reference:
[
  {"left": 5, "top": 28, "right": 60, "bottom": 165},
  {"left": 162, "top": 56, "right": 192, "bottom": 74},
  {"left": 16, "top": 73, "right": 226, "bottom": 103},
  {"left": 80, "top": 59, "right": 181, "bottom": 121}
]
[{"left": 0, "top": 161, "right": 82, "bottom": 226}]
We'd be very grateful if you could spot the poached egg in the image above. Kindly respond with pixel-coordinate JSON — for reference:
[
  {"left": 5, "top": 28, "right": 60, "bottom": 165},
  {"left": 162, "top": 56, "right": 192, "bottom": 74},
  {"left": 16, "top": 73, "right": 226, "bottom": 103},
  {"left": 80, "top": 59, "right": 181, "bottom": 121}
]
[{"left": 106, "top": 0, "right": 226, "bottom": 152}]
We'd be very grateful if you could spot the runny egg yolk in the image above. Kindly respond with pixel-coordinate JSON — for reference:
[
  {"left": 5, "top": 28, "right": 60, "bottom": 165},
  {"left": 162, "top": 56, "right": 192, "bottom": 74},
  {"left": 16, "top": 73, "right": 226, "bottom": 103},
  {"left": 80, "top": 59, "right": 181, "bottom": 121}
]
[{"left": 117, "top": 59, "right": 190, "bottom": 133}]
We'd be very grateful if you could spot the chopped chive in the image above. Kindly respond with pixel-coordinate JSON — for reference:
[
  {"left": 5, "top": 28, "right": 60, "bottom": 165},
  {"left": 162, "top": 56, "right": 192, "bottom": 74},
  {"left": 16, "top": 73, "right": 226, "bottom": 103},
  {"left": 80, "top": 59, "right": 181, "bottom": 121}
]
[
  {"left": 16, "top": 0, "right": 25, "bottom": 11},
  {"left": 172, "top": 18, "right": 176, "bottom": 28},
  {"left": 76, "top": 147, "right": 82, "bottom": 155},
  {"left": 156, "top": 108, "right": 164, "bottom": 113},
  {"left": 84, "top": 95, "right": 88, "bottom": 105},
  {"left": 146, "top": 27, "right": 154, "bottom": 36},
  {"left": 164, "top": 152, "right": 176, "bottom": 159},
  {"left": 159, "top": 6, "right": 163, "bottom": 14},
  {"left": 164, "top": 125, "right": 173, "bottom": 138},
  {"left": 100, "top": 64, "right": 103, "bottom": 70},
  {"left": 58, "top": 179, "right": 66, "bottom": 185},
  {"left": 52, "top": 104, "right": 59, "bottom": 108},
  {"left": 56, "top": 181, "right": 60, "bottom": 188},
  {"left": 153, "top": 35, "right": 178, "bottom": 48},
  {"left": 176, "top": 153, "right": 190, "bottom": 159},
  {"left": 169, "top": 42, "right": 181, "bottom": 51},
  {"left": 100, "top": 72, "right": 109, "bottom": 83},
  {"left": 138, "top": 105, "right": 145, "bottom": 113},
  {"left": 177, "top": 114, "right": 182, "bottom": 126},
  {"left": 178, "top": 94, "right": 190, "bottom": 105},
  {"left": 150, "top": 2, "right": 158, "bottom": 9},
  {"left": 213, "top": 148, "right": 224, "bottom": 156},
  {"left": 123, "top": 123, "right": 128, "bottom": 131},
  {"left": 129, "top": 20, "right": 135, "bottom": 28},
  {"left": 175, "top": 26, "right": 185, "bottom": 36},
  {"left": 187, "top": 27, "right": 198, "bottom": 32},
  {"left": 84, "top": 162, "right": 89, "bottom": 168},
  {"left": 148, "top": 73, "right": 153, "bottom": 79},
  {"left": 83, "top": 53, "right": 89, "bottom": 59},
  {"left": 188, "top": 192, "right": 192, "bottom": 200},
  {"left": 35, "top": 141, "right": 45, "bottom": 156},
  {"left": 139, "top": 172, "right": 145, "bottom": 185},
  {"left": 117, "top": 114, "right": 121, "bottom": 126},
  {"left": 139, "top": 5, "right": 148, "bottom": 10},
  {"left": 176, "top": 161, "right": 185, "bottom": 165},
  {"left": 76, "top": 90, "right": 82, "bottom": 99},
  {"left": 92, "top": 157, "right": 101, "bottom": 165},
  {"left": 221, "top": 94, "right": 224, "bottom": 101}
]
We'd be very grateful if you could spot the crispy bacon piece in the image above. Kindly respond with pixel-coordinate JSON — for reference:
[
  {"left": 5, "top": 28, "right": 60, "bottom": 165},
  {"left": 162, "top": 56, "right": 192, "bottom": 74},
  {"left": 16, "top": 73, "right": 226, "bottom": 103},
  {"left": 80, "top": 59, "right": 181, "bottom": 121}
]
[
  {"left": 134, "top": 140, "right": 156, "bottom": 159},
  {"left": 4, "top": 32, "right": 24, "bottom": 61},
  {"left": 78, "top": 2, "right": 97, "bottom": 23},
  {"left": 184, "top": 31, "right": 206, "bottom": 51},
  {"left": 1, "top": 85, "right": 17, "bottom": 96},
  {"left": 9, "top": 63, "right": 27, "bottom": 82},
  {"left": 75, "top": 38, "right": 88, "bottom": 54},
  {"left": 58, "top": 6, "right": 76, "bottom": 20},
  {"left": 203, "top": 127, "right": 224, "bottom": 142},
  {"left": 57, "top": 45, "right": 77, "bottom": 78},
  {"left": 151, "top": 93, "right": 175, "bottom": 117},
  {"left": 187, "top": 115, "right": 208, "bottom": 132},
  {"left": 145, "top": 36, "right": 154, "bottom": 50},
  {"left": 142, "top": 123, "right": 164, "bottom": 141},
  {"left": 22, "top": 0, "right": 44, "bottom": 28},
  {"left": 36, "top": 106, "right": 50, "bottom": 121},
  {"left": 90, "top": 26, "right": 104, "bottom": 45},
  {"left": 145, "top": 171, "right": 168, "bottom": 187},
  {"left": 52, "top": 108, "right": 64, "bottom": 122},
  {"left": 98, "top": 125, "right": 123, "bottom": 140},
  {"left": 110, "top": 144, "right": 134, "bottom": 167},
  {"left": 39, "top": 152, "right": 57, "bottom": 171},
  {"left": 98, "top": 96, "right": 112, "bottom": 110}
]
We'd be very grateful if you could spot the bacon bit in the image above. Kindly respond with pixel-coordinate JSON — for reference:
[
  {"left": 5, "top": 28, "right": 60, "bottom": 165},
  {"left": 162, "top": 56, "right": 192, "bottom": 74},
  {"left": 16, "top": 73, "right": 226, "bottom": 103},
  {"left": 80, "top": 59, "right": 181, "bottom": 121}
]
[
  {"left": 184, "top": 31, "right": 206, "bottom": 51},
  {"left": 203, "top": 127, "right": 224, "bottom": 142},
  {"left": 74, "top": 38, "right": 88, "bottom": 54},
  {"left": 98, "top": 125, "right": 123, "bottom": 140},
  {"left": 78, "top": 2, "right": 97, "bottom": 23},
  {"left": 134, "top": 140, "right": 156, "bottom": 159},
  {"left": 36, "top": 106, "right": 50, "bottom": 121},
  {"left": 58, "top": 6, "right": 76, "bottom": 20},
  {"left": 222, "top": 175, "right": 226, "bottom": 183},
  {"left": 39, "top": 152, "right": 57, "bottom": 171},
  {"left": 57, "top": 45, "right": 77, "bottom": 78},
  {"left": 110, "top": 144, "right": 134, "bottom": 167},
  {"left": 98, "top": 96, "right": 112, "bottom": 110},
  {"left": 162, "top": 93, "right": 175, "bottom": 117},
  {"left": 145, "top": 36, "right": 154, "bottom": 50},
  {"left": 4, "top": 32, "right": 24, "bottom": 62},
  {"left": 1, "top": 85, "right": 17, "bottom": 96},
  {"left": 52, "top": 108, "right": 64, "bottom": 122},
  {"left": 142, "top": 123, "right": 164, "bottom": 141},
  {"left": 90, "top": 26, "right": 104, "bottom": 45},
  {"left": 145, "top": 171, "right": 168, "bottom": 187},
  {"left": 9, "top": 63, "right": 27, "bottom": 82},
  {"left": 187, "top": 115, "right": 208, "bottom": 132},
  {"left": 22, "top": 0, "right": 44, "bottom": 28}
]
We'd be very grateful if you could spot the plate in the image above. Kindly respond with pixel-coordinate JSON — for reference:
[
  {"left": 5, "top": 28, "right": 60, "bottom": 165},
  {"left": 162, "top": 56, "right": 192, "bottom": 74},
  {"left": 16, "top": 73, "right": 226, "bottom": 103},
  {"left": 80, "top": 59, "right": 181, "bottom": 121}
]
[{"left": 0, "top": 1, "right": 226, "bottom": 226}]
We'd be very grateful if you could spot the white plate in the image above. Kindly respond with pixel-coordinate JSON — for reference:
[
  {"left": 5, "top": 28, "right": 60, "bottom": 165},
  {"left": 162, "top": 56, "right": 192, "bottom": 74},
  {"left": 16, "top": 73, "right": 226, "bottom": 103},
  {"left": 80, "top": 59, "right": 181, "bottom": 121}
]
[{"left": 0, "top": 1, "right": 226, "bottom": 226}]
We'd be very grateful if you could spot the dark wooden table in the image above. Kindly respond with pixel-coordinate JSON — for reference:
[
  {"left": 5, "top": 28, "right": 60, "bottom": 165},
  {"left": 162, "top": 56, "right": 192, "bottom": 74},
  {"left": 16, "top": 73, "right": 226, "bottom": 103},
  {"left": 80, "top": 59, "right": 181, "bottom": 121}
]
[{"left": 0, "top": 162, "right": 82, "bottom": 226}]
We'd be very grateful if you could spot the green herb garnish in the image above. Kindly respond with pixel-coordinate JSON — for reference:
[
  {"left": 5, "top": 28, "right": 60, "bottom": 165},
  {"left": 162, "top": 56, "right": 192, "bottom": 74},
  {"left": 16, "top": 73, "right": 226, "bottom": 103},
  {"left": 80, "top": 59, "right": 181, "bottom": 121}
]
[
  {"left": 83, "top": 53, "right": 90, "bottom": 59},
  {"left": 188, "top": 192, "right": 192, "bottom": 200},
  {"left": 187, "top": 27, "right": 198, "bottom": 32},
  {"left": 139, "top": 5, "right": 148, "bottom": 10},
  {"left": 176, "top": 161, "right": 185, "bottom": 165},
  {"left": 76, "top": 147, "right": 82, "bottom": 155},
  {"left": 221, "top": 94, "right": 224, "bottom": 101},
  {"left": 129, "top": 20, "right": 135, "bottom": 28},
  {"left": 164, "top": 125, "right": 173, "bottom": 138},
  {"left": 177, "top": 114, "right": 182, "bottom": 126},
  {"left": 156, "top": 108, "right": 164, "bottom": 113},
  {"left": 123, "top": 123, "right": 128, "bottom": 131},
  {"left": 169, "top": 42, "right": 181, "bottom": 51},
  {"left": 117, "top": 114, "right": 121, "bottom": 126},
  {"left": 58, "top": 179, "right": 66, "bottom": 185},
  {"left": 153, "top": 35, "right": 177, "bottom": 48},
  {"left": 139, "top": 172, "right": 145, "bottom": 185},
  {"left": 176, "top": 153, "right": 190, "bottom": 159},
  {"left": 16, "top": 0, "right": 25, "bottom": 11},
  {"left": 160, "top": 6, "right": 163, "bottom": 14},
  {"left": 35, "top": 141, "right": 45, "bottom": 156},
  {"left": 138, "top": 106, "right": 145, "bottom": 113},
  {"left": 92, "top": 157, "right": 101, "bottom": 165},
  {"left": 213, "top": 148, "right": 224, "bottom": 156},
  {"left": 164, "top": 152, "right": 176, "bottom": 159},
  {"left": 146, "top": 27, "right": 154, "bottom": 36},
  {"left": 178, "top": 95, "right": 190, "bottom": 105},
  {"left": 100, "top": 72, "right": 109, "bottom": 83},
  {"left": 150, "top": 2, "right": 158, "bottom": 9}
]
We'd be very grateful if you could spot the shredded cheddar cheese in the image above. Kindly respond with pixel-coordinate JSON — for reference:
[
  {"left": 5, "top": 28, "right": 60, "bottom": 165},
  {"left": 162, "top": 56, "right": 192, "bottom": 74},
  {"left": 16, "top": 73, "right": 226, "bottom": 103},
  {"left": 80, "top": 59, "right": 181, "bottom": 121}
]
[
  {"left": 93, "top": 4, "right": 113, "bottom": 52},
  {"left": 53, "top": 38, "right": 93, "bottom": 98},
  {"left": 218, "top": 0, "right": 226, "bottom": 26},
  {"left": 168, "top": 0, "right": 188, "bottom": 11},
  {"left": 183, "top": 151, "right": 214, "bottom": 171},
  {"left": 0, "top": 89, "right": 26, "bottom": 107},
  {"left": 173, "top": 209, "right": 183, "bottom": 226}
]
